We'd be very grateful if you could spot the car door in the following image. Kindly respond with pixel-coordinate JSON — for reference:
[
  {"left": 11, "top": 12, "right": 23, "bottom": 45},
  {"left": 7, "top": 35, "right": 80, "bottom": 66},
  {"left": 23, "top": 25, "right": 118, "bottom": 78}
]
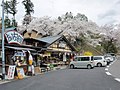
[
  {"left": 80, "top": 57, "right": 90, "bottom": 68},
  {"left": 93, "top": 56, "right": 99, "bottom": 66},
  {"left": 72, "top": 57, "right": 79, "bottom": 67},
  {"left": 75, "top": 57, "right": 82, "bottom": 68}
]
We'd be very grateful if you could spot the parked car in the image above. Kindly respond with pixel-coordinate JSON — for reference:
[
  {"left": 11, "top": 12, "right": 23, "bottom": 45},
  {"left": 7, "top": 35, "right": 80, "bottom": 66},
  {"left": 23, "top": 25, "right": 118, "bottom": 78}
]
[
  {"left": 104, "top": 53, "right": 116, "bottom": 65},
  {"left": 93, "top": 56, "right": 107, "bottom": 67},
  {"left": 69, "top": 56, "right": 95, "bottom": 69}
]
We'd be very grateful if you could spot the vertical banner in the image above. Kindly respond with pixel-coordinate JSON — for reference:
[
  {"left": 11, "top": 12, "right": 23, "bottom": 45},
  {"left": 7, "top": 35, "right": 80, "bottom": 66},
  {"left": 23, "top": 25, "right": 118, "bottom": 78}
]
[
  {"left": 7, "top": 65, "right": 16, "bottom": 79},
  {"left": 63, "top": 53, "right": 67, "bottom": 61},
  {"left": 29, "top": 53, "right": 33, "bottom": 65}
]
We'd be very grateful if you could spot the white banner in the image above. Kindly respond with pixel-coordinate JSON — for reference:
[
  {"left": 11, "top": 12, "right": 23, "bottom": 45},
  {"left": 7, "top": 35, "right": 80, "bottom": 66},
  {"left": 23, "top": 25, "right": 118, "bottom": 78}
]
[
  {"left": 7, "top": 65, "right": 16, "bottom": 80},
  {"left": 5, "top": 31, "right": 24, "bottom": 44},
  {"left": 63, "top": 53, "right": 67, "bottom": 61}
]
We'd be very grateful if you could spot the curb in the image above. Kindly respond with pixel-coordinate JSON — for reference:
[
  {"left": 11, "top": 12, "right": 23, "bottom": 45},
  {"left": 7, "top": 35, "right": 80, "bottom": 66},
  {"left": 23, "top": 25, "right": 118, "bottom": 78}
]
[{"left": 0, "top": 79, "right": 12, "bottom": 85}]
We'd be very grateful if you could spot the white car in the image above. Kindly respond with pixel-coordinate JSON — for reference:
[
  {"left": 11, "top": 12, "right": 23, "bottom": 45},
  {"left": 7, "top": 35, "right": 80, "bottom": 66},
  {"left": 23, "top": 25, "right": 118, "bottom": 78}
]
[
  {"left": 93, "top": 56, "right": 107, "bottom": 67},
  {"left": 69, "top": 56, "right": 95, "bottom": 69},
  {"left": 104, "top": 55, "right": 115, "bottom": 65}
]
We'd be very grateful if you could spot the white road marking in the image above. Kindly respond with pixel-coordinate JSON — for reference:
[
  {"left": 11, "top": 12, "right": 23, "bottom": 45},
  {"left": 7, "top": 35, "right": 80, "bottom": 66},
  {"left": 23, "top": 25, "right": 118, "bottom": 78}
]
[
  {"left": 107, "top": 66, "right": 109, "bottom": 68},
  {"left": 115, "top": 78, "right": 120, "bottom": 82},
  {"left": 106, "top": 72, "right": 111, "bottom": 75},
  {"left": 105, "top": 68, "right": 108, "bottom": 71}
]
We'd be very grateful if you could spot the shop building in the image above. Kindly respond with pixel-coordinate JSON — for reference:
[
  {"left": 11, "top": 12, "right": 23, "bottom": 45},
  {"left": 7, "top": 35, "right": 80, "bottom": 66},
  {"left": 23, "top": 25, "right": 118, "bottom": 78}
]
[
  {"left": 22, "top": 29, "right": 76, "bottom": 64},
  {"left": 39, "top": 35, "right": 76, "bottom": 63},
  {"left": 0, "top": 28, "right": 45, "bottom": 78},
  {"left": 0, "top": 28, "right": 76, "bottom": 79}
]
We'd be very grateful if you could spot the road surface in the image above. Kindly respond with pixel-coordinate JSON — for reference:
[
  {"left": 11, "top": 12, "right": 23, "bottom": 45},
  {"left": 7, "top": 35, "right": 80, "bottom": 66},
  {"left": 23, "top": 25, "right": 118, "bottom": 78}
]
[{"left": 0, "top": 67, "right": 120, "bottom": 90}]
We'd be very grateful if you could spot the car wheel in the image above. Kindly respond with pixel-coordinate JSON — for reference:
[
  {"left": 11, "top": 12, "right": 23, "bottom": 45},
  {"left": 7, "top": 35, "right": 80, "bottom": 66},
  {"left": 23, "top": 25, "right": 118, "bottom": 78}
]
[
  {"left": 70, "top": 64, "right": 74, "bottom": 69},
  {"left": 87, "top": 65, "right": 92, "bottom": 69},
  {"left": 97, "top": 63, "right": 102, "bottom": 67}
]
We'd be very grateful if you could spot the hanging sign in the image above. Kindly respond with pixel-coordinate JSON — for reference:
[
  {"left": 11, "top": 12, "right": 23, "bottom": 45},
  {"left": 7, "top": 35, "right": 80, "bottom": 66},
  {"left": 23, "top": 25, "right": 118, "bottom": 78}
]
[
  {"left": 5, "top": 31, "right": 24, "bottom": 44},
  {"left": 7, "top": 65, "right": 16, "bottom": 80},
  {"left": 14, "top": 51, "right": 26, "bottom": 56}
]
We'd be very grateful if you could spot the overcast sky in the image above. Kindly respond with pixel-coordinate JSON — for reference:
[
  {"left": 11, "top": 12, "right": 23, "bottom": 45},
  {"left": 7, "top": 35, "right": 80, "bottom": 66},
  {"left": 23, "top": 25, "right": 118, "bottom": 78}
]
[{"left": 0, "top": 0, "right": 120, "bottom": 26}]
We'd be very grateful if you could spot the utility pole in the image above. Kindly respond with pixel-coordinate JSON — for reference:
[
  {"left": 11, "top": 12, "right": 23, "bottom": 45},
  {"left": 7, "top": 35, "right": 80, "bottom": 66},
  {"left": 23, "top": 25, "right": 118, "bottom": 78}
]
[{"left": 2, "top": 0, "right": 5, "bottom": 80}]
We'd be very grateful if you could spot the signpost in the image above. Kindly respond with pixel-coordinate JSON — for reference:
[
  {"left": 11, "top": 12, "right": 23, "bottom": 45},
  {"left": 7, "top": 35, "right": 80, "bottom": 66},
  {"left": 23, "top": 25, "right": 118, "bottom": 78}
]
[{"left": 2, "top": 0, "right": 5, "bottom": 80}]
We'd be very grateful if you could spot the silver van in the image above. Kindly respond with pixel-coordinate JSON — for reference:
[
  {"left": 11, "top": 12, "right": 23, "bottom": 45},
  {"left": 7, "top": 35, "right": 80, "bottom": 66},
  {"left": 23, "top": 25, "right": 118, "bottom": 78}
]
[{"left": 69, "top": 56, "right": 95, "bottom": 69}]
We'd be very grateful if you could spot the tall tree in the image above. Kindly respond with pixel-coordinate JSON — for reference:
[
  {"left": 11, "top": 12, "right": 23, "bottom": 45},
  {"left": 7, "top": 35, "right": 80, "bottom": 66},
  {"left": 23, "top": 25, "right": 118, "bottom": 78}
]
[
  {"left": 8, "top": 0, "right": 18, "bottom": 20},
  {"left": 4, "top": 16, "right": 11, "bottom": 28},
  {"left": 101, "top": 37, "right": 117, "bottom": 54},
  {"left": 4, "top": 0, "right": 18, "bottom": 27},
  {"left": 22, "top": 0, "right": 34, "bottom": 15},
  {"left": 4, "top": 1, "right": 10, "bottom": 16},
  {"left": 22, "top": 0, "right": 34, "bottom": 25}
]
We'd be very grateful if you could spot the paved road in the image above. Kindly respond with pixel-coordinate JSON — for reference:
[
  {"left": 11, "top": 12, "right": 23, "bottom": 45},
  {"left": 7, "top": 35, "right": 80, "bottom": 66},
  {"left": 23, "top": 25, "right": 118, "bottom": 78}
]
[
  {"left": 108, "top": 56, "right": 120, "bottom": 79},
  {"left": 0, "top": 67, "right": 120, "bottom": 90}
]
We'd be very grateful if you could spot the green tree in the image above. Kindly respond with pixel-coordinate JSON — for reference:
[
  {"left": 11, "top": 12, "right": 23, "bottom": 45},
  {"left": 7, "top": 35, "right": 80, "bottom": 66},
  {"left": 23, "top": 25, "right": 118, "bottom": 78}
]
[
  {"left": 22, "top": 0, "right": 34, "bottom": 15},
  {"left": 101, "top": 38, "right": 117, "bottom": 54},
  {"left": 8, "top": 0, "right": 18, "bottom": 19},
  {"left": 22, "top": 0, "right": 34, "bottom": 25},
  {"left": 4, "top": 0, "right": 18, "bottom": 27},
  {"left": 4, "top": 1, "right": 10, "bottom": 16},
  {"left": 4, "top": 16, "right": 11, "bottom": 28},
  {"left": 75, "top": 13, "right": 88, "bottom": 22}
]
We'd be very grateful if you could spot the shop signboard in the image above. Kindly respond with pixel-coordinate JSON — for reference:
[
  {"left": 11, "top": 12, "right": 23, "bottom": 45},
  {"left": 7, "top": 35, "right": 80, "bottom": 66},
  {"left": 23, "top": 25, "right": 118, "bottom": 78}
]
[
  {"left": 7, "top": 65, "right": 16, "bottom": 79},
  {"left": 16, "top": 67, "right": 25, "bottom": 79},
  {"left": 5, "top": 30, "right": 24, "bottom": 44},
  {"left": 14, "top": 51, "right": 26, "bottom": 56}
]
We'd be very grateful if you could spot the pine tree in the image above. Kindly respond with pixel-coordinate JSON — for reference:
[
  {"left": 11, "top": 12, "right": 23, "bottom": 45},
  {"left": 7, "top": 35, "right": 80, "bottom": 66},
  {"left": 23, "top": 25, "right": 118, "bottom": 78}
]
[
  {"left": 22, "top": 0, "right": 34, "bottom": 15},
  {"left": 22, "top": 0, "right": 34, "bottom": 25},
  {"left": 4, "top": 1, "right": 10, "bottom": 16},
  {"left": 8, "top": 0, "right": 18, "bottom": 19},
  {"left": 4, "top": 16, "right": 11, "bottom": 28},
  {"left": 4, "top": 0, "right": 18, "bottom": 27}
]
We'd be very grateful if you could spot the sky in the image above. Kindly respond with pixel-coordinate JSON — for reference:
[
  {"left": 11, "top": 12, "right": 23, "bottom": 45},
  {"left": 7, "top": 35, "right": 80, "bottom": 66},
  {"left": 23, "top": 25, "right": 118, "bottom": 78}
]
[{"left": 0, "top": 0, "right": 120, "bottom": 26}]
